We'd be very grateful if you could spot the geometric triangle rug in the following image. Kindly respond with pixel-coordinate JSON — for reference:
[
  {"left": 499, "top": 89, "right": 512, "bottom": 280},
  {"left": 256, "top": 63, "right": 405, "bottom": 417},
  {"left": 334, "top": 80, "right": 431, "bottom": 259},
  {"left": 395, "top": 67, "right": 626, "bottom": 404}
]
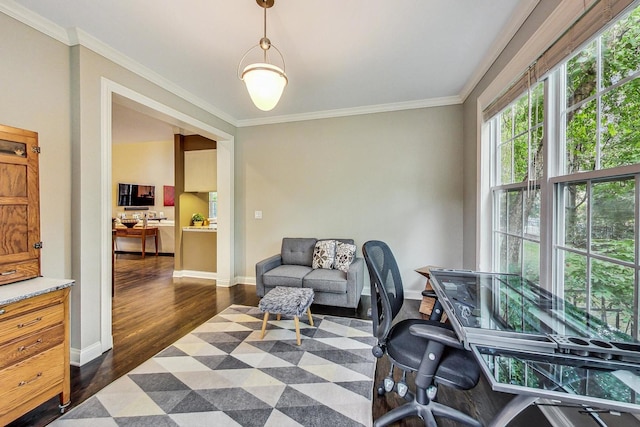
[{"left": 50, "top": 305, "right": 376, "bottom": 427}]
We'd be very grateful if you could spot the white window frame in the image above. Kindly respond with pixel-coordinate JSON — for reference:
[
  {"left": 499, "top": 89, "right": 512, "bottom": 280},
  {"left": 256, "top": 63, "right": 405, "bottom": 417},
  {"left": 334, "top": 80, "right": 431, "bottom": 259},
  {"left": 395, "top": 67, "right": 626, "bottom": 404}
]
[{"left": 482, "top": 4, "right": 640, "bottom": 338}]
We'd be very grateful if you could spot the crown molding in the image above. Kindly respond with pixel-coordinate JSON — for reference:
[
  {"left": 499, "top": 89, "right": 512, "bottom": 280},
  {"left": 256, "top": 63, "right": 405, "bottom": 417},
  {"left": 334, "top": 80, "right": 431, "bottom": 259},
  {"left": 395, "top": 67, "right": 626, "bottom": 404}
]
[
  {"left": 0, "top": 0, "right": 69, "bottom": 43},
  {"left": 1, "top": 0, "right": 477, "bottom": 129},
  {"left": 235, "top": 95, "right": 462, "bottom": 127},
  {"left": 71, "top": 28, "right": 238, "bottom": 127},
  {"left": 460, "top": 0, "right": 540, "bottom": 102},
  {"left": 0, "top": 0, "right": 238, "bottom": 126}
]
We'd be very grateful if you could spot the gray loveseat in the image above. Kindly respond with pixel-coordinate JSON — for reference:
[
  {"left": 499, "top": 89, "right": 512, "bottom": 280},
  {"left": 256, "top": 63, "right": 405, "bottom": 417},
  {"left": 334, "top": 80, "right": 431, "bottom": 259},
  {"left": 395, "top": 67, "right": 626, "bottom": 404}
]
[{"left": 255, "top": 238, "right": 365, "bottom": 309}]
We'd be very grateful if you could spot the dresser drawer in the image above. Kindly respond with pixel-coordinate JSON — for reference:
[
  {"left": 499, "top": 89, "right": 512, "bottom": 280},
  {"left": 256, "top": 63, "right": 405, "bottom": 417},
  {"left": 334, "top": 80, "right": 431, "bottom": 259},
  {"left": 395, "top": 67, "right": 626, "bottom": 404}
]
[
  {"left": 0, "top": 289, "right": 64, "bottom": 319},
  {"left": 0, "top": 324, "right": 64, "bottom": 370},
  {"left": 0, "top": 302, "right": 63, "bottom": 344},
  {"left": 0, "top": 259, "right": 40, "bottom": 286},
  {"left": 0, "top": 344, "right": 64, "bottom": 417}
]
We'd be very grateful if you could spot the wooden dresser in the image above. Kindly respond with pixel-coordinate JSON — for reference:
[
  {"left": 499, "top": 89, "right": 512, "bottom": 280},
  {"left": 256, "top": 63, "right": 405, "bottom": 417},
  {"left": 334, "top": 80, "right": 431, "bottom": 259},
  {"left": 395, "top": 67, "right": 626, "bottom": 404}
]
[
  {"left": 0, "top": 278, "right": 73, "bottom": 425},
  {"left": 0, "top": 123, "right": 73, "bottom": 424}
]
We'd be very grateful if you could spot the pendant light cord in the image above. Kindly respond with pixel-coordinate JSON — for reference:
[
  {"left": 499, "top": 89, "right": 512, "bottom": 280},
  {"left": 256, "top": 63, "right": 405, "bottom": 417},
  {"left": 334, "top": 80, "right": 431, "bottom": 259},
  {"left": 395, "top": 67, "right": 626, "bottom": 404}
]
[{"left": 263, "top": 5, "right": 267, "bottom": 62}]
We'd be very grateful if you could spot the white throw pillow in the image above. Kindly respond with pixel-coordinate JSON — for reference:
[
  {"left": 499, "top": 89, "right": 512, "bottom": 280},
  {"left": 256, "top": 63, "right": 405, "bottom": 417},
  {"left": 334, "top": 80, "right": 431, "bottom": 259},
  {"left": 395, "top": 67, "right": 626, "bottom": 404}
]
[
  {"left": 334, "top": 241, "right": 356, "bottom": 272},
  {"left": 312, "top": 240, "right": 336, "bottom": 269}
]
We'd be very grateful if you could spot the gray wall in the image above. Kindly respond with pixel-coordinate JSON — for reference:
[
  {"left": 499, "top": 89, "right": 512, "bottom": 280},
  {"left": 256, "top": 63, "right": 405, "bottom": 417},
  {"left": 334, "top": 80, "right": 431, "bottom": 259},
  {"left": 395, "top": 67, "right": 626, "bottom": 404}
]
[
  {"left": 462, "top": 0, "right": 562, "bottom": 269},
  {"left": 0, "top": 12, "right": 71, "bottom": 282},
  {"left": 69, "top": 45, "right": 234, "bottom": 364},
  {"left": 236, "top": 106, "right": 465, "bottom": 297}
]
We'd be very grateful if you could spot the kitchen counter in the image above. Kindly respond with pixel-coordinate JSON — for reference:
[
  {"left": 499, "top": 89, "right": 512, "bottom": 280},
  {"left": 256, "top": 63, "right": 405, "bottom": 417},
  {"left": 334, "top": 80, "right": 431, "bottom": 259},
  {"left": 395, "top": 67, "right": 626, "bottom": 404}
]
[
  {"left": 182, "top": 226, "right": 217, "bottom": 232},
  {"left": 182, "top": 228, "right": 217, "bottom": 273},
  {"left": 0, "top": 277, "right": 74, "bottom": 306}
]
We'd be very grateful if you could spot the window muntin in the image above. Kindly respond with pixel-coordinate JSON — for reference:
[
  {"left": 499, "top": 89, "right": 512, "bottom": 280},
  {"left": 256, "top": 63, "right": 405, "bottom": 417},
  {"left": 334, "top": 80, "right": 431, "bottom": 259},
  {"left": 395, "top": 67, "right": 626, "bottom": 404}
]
[
  {"left": 555, "top": 5, "right": 640, "bottom": 337},
  {"left": 497, "top": 83, "right": 544, "bottom": 186},
  {"left": 491, "top": 81, "right": 544, "bottom": 282},
  {"left": 564, "top": 7, "right": 640, "bottom": 176},
  {"left": 556, "top": 176, "right": 636, "bottom": 334}
]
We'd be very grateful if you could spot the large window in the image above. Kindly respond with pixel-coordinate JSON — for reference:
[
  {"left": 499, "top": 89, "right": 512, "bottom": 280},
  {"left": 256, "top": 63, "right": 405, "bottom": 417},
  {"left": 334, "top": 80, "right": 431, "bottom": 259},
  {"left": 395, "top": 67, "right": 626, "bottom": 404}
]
[
  {"left": 487, "top": 4, "right": 640, "bottom": 337},
  {"left": 556, "top": 6, "right": 640, "bottom": 336},
  {"left": 491, "top": 82, "right": 544, "bottom": 283}
]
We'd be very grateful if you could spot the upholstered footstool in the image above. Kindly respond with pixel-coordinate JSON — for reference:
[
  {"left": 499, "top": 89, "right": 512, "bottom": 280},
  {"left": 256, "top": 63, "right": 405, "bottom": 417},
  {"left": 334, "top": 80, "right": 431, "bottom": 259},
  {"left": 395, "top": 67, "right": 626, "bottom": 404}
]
[{"left": 259, "top": 286, "right": 314, "bottom": 345}]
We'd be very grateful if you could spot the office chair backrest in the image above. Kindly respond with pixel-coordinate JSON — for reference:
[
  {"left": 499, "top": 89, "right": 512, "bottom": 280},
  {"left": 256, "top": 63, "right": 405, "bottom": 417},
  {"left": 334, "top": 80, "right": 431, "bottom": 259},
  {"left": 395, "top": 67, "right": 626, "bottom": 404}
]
[{"left": 363, "top": 240, "right": 405, "bottom": 346}]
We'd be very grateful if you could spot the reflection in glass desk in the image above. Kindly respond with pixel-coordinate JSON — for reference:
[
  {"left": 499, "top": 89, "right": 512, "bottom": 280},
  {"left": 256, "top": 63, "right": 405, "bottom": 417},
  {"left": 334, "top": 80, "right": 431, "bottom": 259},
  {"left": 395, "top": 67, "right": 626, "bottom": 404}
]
[{"left": 429, "top": 269, "right": 640, "bottom": 418}]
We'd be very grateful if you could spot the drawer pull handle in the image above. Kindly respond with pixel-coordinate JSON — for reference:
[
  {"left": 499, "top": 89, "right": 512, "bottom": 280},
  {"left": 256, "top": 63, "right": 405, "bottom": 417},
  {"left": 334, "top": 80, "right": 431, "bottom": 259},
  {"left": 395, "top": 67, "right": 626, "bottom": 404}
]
[
  {"left": 17, "top": 317, "right": 42, "bottom": 328},
  {"left": 1, "top": 270, "right": 16, "bottom": 276},
  {"left": 18, "top": 338, "right": 43, "bottom": 352},
  {"left": 18, "top": 372, "right": 42, "bottom": 387},
  {"left": 0, "top": 309, "right": 5, "bottom": 315}
]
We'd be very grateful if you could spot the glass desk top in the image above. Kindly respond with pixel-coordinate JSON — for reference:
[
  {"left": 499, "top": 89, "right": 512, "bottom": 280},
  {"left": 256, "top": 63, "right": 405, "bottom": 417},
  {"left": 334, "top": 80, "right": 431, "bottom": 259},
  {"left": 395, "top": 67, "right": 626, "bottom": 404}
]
[
  {"left": 428, "top": 269, "right": 638, "bottom": 353},
  {"left": 428, "top": 269, "right": 640, "bottom": 413}
]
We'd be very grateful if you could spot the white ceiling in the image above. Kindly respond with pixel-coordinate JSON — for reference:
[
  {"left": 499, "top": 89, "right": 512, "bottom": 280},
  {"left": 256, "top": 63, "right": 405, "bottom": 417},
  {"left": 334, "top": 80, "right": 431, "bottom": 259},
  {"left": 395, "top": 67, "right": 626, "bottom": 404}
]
[{"left": 10, "top": 0, "right": 536, "bottom": 139}]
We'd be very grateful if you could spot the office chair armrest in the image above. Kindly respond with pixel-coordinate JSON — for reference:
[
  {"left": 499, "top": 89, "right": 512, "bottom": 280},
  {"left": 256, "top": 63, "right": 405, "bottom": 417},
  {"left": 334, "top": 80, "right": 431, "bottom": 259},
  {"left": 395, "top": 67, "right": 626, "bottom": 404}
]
[
  {"left": 421, "top": 289, "right": 437, "bottom": 298},
  {"left": 409, "top": 323, "right": 464, "bottom": 350}
]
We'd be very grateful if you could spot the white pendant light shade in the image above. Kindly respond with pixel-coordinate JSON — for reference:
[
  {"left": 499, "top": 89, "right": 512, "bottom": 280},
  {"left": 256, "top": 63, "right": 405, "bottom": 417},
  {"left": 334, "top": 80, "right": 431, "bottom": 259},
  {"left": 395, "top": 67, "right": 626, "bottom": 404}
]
[
  {"left": 238, "top": 0, "right": 288, "bottom": 111},
  {"left": 242, "top": 63, "right": 287, "bottom": 111}
]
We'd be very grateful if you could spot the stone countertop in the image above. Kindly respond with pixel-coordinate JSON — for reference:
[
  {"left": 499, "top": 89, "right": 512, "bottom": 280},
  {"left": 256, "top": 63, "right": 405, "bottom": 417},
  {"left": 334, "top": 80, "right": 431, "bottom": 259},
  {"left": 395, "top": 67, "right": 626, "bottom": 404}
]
[
  {"left": 182, "top": 226, "right": 217, "bottom": 232},
  {"left": 0, "top": 277, "right": 75, "bottom": 306}
]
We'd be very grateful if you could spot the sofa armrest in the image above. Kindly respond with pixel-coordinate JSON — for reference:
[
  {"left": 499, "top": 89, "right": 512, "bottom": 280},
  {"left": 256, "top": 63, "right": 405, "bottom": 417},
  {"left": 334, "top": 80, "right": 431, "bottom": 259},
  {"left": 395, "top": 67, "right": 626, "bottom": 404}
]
[
  {"left": 345, "top": 257, "right": 365, "bottom": 308},
  {"left": 255, "top": 254, "right": 282, "bottom": 297}
]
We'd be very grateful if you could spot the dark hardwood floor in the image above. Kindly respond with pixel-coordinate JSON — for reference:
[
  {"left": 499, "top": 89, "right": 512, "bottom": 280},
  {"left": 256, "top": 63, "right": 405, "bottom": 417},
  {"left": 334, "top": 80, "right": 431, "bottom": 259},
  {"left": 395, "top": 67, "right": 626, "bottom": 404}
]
[{"left": 10, "top": 253, "right": 553, "bottom": 427}]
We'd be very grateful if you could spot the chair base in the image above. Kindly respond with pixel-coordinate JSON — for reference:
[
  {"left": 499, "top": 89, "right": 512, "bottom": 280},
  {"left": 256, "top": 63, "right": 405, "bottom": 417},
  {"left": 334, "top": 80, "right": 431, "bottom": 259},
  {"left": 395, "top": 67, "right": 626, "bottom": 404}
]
[{"left": 374, "top": 394, "right": 482, "bottom": 427}]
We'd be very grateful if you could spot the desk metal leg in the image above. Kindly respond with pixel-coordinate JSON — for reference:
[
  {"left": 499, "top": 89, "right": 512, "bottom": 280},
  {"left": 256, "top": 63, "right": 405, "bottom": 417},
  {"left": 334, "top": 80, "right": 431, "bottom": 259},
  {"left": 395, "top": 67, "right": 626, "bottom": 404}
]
[{"left": 488, "top": 395, "right": 538, "bottom": 427}]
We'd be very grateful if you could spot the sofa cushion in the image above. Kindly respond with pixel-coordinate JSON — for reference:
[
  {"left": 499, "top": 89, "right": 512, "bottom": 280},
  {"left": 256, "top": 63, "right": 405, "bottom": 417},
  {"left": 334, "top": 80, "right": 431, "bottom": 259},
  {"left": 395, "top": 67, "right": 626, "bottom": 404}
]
[
  {"left": 303, "top": 268, "right": 347, "bottom": 294},
  {"left": 281, "top": 238, "right": 317, "bottom": 266},
  {"left": 334, "top": 241, "right": 356, "bottom": 272},
  {"left": 312, "top": 239, "right": 336, "bottom": 269},
  {"left": 263, "top": 264, "right": 313, "bottom": 288}
]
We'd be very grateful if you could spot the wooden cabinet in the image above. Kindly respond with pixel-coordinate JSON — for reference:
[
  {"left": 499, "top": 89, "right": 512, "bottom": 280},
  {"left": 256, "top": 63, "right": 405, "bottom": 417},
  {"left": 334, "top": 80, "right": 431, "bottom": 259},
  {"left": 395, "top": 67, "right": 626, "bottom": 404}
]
[
  {"left": 0, "top": 285, "right": 71, "bottom": 425},
  {"left": 0, "top": 124, "right": 71, "bottom": 424},
  {"left": 184, "top": 149, "right": 216, "bottom": 192},
  {"left": 0, "top": 124, "right": 41, "bottom": 285}
]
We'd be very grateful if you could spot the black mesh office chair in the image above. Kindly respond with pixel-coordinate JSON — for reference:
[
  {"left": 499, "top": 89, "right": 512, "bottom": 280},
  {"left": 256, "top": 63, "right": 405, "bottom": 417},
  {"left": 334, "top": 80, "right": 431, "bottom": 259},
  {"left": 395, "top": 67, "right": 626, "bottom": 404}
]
[{"left": 362, "top": 240, "right": 482, "bottom": 427}]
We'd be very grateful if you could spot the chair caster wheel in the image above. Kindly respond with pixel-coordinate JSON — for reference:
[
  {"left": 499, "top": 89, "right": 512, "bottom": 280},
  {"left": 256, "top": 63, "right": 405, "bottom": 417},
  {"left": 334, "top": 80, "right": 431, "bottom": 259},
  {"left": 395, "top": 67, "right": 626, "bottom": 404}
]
[
  {"left": 372, "top": 345, "right": 385, "bottom": 358},
  {"left": 377, "top": 386, "right": 386, "bottom": 396},
  {"left": 397, "top": 381, "right": 408, "bottom": 398},
  {"left": 427, "top": 385, "right": 438, "bottom": 400}
]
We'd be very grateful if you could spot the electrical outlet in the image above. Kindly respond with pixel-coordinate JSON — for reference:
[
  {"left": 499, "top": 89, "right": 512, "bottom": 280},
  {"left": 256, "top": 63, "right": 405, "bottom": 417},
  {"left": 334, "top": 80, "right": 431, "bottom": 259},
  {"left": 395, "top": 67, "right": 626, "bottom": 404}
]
[{"left": 254, "top": 210, "right": 263, "bottom": 219}]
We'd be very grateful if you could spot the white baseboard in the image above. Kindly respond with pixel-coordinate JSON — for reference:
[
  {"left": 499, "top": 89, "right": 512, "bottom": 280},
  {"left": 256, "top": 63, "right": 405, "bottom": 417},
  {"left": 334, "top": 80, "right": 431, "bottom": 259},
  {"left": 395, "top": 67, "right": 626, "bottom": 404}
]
[
  {"left": 173, "top": 270, "right": 217, "bottom": 281},
  {"left": 70, "top": 341, "right": 103, "bottom": 367},
  {"left": 404, "top": 289, "right": 421, "bottom": 300},
  {"left": 237, "top": 276, "right": 256, "bottom": 285}
]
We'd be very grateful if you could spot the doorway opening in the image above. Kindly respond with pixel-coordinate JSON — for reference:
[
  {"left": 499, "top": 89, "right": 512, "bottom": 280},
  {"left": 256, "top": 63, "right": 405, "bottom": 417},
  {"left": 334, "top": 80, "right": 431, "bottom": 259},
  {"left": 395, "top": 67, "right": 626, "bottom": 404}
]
[{"left": 100, "top": 79, "right": 235, "bottom": 357}]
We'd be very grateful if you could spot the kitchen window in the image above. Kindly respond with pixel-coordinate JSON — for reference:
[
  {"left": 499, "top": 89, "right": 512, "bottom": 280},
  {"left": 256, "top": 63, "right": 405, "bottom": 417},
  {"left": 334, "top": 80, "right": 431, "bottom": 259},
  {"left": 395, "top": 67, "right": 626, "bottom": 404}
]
[{"left": 208, "top": 192, "right": 217, "bottom": 220}]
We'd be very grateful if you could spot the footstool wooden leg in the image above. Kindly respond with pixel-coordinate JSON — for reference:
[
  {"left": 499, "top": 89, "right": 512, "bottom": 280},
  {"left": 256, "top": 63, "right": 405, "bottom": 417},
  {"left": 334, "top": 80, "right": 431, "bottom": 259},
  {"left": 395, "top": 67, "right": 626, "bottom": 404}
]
[
  {"left": 307, "top": 307, "right": 314, "bottom": 326},
  {"left": 276, "top": 313, "right": 281, "bottom": 321},
  {"left": 294, "top": 316, "right": 301, "bottom": 345},
  {"left": 261, "top": 312, "right": 270, "bottom": 339}
]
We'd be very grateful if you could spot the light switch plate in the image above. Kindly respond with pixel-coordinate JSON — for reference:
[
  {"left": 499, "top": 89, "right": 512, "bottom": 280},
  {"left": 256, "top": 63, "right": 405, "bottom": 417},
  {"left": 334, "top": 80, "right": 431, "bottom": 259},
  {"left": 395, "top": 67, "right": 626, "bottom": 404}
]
[{"left": 254, "top": 210, "right": 263, "bottom": 219}]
